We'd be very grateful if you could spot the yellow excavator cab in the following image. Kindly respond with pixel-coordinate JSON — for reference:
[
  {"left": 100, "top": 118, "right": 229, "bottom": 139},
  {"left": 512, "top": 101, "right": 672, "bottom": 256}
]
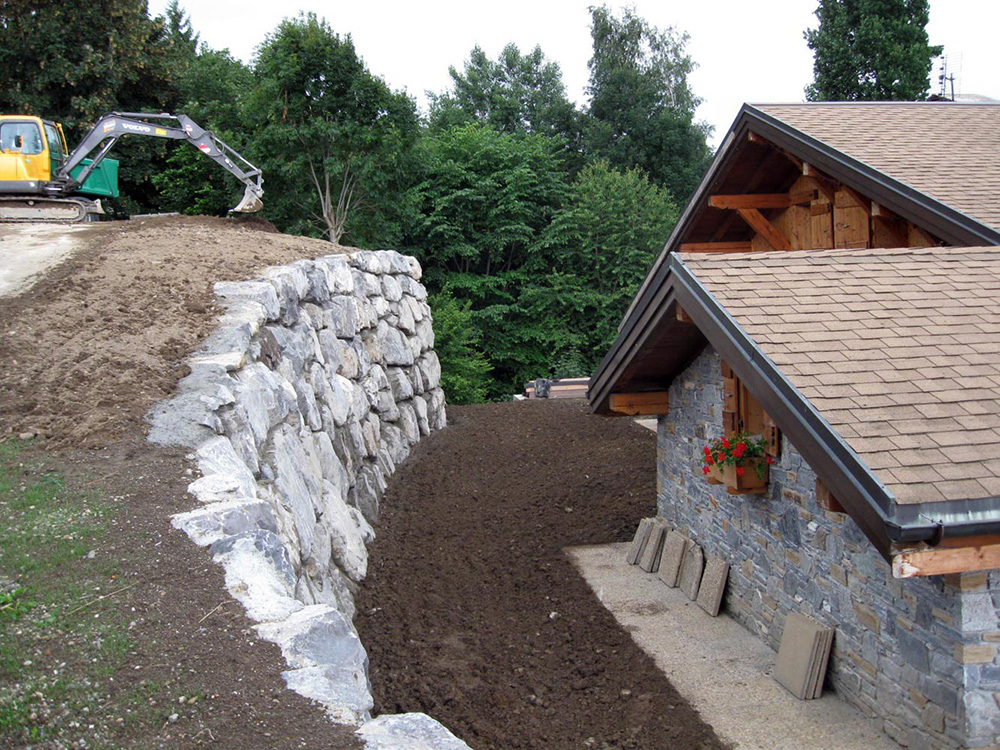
[{"left": 0, "top": 115, "right": 67, "bottom": 183}]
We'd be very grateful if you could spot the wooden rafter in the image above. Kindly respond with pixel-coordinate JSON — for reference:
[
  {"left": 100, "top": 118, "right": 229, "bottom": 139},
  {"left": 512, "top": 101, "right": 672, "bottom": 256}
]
[
  {"left": 609, "top": 392, "right": 670, "bottom": 416},
  {"left": 802, "top": 163, "right": 838, "bottom": 202},
  {"left": 735, "top": 208, "right": 792, "bottom": 251}
]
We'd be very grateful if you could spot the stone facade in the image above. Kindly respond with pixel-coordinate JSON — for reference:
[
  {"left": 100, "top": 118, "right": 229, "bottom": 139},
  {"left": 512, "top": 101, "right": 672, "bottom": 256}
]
[
  {"left": 148, "top": 250, "right": 469, "bottom": 748},
  {"left": 657, "top": 346, "right": 1000, "bottom": 749}
]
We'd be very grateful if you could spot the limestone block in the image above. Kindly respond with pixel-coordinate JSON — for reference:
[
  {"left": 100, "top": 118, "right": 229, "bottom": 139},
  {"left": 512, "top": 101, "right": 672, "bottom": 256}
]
[
  {"left": 305, "top": 264, "right": 332, "bottom": 303},
  {"left": 302, "top": 303, "right": 326, "bottom": 329},
  {"left": 361, "top": 415, "right": 381, "bottom": 458},
  {"left": 232, "top": 362, "right": 296, "bottom": 445},
  {"left": 400, "top": 276, "right": 427, "bottom": 301},
  {"left": 381, "top": 423, "right": 410, "bottom": 466},
  {"left": 339, "top": 344, "right": 360, "bottom": 380},
  {"left": 283, "top": 664, "right": 373, "bottom": 725},
  {"left": 404, "top": 295, "right": 424, "bottom": 323},
  {"left": 381, "top": 273, "right": 403, "bottom": 302},
  {"left": 213, "top": 280, "right": 281, "bottom": 321},
  {"left": 384, "top": 250, "right": 415, "bottom": 276},
  {"left": 218, "top": 407, "right": 260, "bottom": 474},
  {"left": 380, "top": 321, "right": 415, "bottom": 366},
  {"left": 376, "top": 389, "right": 400, "bottom": 422},
  {"left": 350, "top": 381, "right": 370, "bottom": 422},
  {"left": 357, "top": 713, "right": 472, "bottom": 750},
  {"left": 351, "top": 269, "right": 383, "bottom": 298},
  {"left": 412, "top": 394, "right": 430, "bottom": 436},
  {"left": 332, "top": 421, "right": 363, "bottom": 477},
  {"left": 269, "top": 424, "right": 323, "bottom": 553},
  {"left": 322, "top": 374, "right": 354, "bottom": 427},
  {"left": 357, "top": 298, "right": 377, "bottom": 329},
  {"left": 351, "top": 250, "right": 387, "bottom": 275},
  {"left": 349, "top": 469, "right": 380, "bottom": 525},
  {"left": 319, "top": 256, "right": 354, "bottom": 295},
  {"left": 362, "top": 330, "right": 384, "bottom": 365},
  {"left": 415, "top": 318, "right": 435, "bottom": 352},
  {"left": 317, "top": 330, "right": 345, "bottom": 372},
  {"left": 315, "top": 482, "right": 370, "bottom": 582},
  {"left": 327, "top": 296, "right": 361, "bottom": 339},
  {"left": 386, "top": 367, "right": 415, "bottom": 402},
  {"left": 396, "top": 298, "right": 416, "bottom": 334},
  {"left": 195, "top": 436, "right": 257, "bottom": 498},
  {"left": 295, "top": 379, "right": 323, "bottom": 431},
  {"left": 311, "top": 431, "right": 349, "bottom": 502},
  {"left": 210, "top": 529, "right": 302, "bottom": 622},
  {"left": 362, "top": 365, "right": 390, "bottom": 407},
  {"left": 406, "top": 333, "right": 422, "bottom": 362},
  {"left": 171, "top": 499, "right": 277, "bottom": 547},
  {"left": 397, "top": 401, "right": 420, "bottom": 445},
  {"left": 426, "top": 387, "right": 447, "bottom": 430},
  {"left": 297, "top": 565, "right": 356, "bottom": 620},
  {"left": 418, "top": 351, "right": 441, "bottom": 390},
  {"left": 403, "top": 254, "right": 422, "bottom": 280},
  {"left": 371, "top": 294, "right": 390, "bottom": 320},
  {"left": 408, "top": 365, "right": 426, "bottom": 396},
  {"left": 187, "top": 473, "right": 245, "bottom": 504},
  {"left": 351, "top": 338, "right": 373, "bottom": 374}
]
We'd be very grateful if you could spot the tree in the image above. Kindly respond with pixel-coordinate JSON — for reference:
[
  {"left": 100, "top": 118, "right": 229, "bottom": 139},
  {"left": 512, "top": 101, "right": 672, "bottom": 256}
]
[
  {"left": 585, "top": 5, "right": 711, "bottom": 204},
  {"left": 409, "top": 123, "right": 568, "bottom": 398},
  {"left": 429, "top": 291, "right": 492, "bottom": 405},
  {"left": 428, "top": 43, "right": 582, "bottom": 152},
  {"left": 804, "top": 0, "right": 943, "bottom": 101},
  {"left": 248, "top": 14, "right": 419, "bottom": 244},
  {"left": 534, "top": 160, "right": 678, "bottom": 372}
]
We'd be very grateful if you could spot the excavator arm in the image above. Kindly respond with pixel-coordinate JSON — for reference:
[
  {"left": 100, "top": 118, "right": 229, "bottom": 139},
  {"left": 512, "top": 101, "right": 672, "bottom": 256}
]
[{"left": 54, "top": 112, "right": 263, "bottom": 213}]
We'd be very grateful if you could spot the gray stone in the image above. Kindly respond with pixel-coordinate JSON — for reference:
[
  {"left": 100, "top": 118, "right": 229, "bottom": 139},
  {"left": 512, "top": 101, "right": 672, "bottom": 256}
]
[
  {"left": 696, "top": 556, "right": 730, "bottom": 617},
  {"left": 268, "top": 424, "right": 322, "bottom": 554},
  {"left": 897, "top": 627, "right": 930, "bottom": 672},
  {"left": 380, "top": 321, "right": 415, "bottom": 366},
  {"left": 322, "top": 374, "right": 354, "bottom": 427},
  {"left": 418, "top": 351, "right": 441, "bottom": 389},
  {"left": 397, "top": 401, "right": 420, "bottom": 445},
  {"left": 213, "top": 280, "right": 281, "bottom": 321},
  {"left": 339, "top": 343, "right": 360, "bottom": 379},
  {"left": 195, "top": 436, "right": 257, "bottom": 497},
  {"left": 779, "top": 507, "right": 801, "bottom": 547},
  {"left": 381, "top": 274, "right": 403, "bottom": 302},
  {"left": 209, "top": 529, "right": 302, "bottom": 622},
  {"left": 351, "top": 250, "right": 387, "bottom": 275},
  {"left": 357, "top": 713, "right": 472, "bottom": 750},
  {"left": 415, "top": 318, "right": 435, "bottom": 352},
  {"left": 412, "top": 395, "right": 430, "bottom": 436},
  {"left": 317, "top": 330, "right": 345, "bottom": 372},
  {"left": 282, "top": 664, "right": 373, "bottom": 725},
  {"left": 658, "top": 531, "right": 688, "bottom": 588},
  {"left": 387, "top": 367, "right": 415, "bottom": 401},
  {"left": 319, "top": 256, "right": 354, "bottom": 295},
  {"left": 326, "top": 296, "right": 361, "bottom": 339},
  {"left": 362, "top": 330, "right": 383, "bottom": 365},
  {"left": 396, "top": 298, "right": 416, "bottom": 334},
  {"left": 678, "top": 543, "right": 704, "bottom": 601},
  {"left": 171, "top": 500, "right": 277, "bottom": 547}
]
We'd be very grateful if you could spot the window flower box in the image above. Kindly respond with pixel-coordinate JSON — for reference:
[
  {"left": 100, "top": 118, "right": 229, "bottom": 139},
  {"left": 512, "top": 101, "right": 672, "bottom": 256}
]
[{"left": 702, "top": 433, "right": 773, "bottom": 495}]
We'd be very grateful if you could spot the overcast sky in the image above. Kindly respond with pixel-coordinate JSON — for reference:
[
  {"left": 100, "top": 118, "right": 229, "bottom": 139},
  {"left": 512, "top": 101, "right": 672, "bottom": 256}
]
[{"left": 149, "top": 1, "right": 998, "bottom": 147}]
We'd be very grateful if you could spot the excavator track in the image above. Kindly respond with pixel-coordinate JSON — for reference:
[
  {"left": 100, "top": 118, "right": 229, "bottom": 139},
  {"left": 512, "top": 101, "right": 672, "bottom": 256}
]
[{"left": 0, "top": 196, "right": 100, "bottom": 223}]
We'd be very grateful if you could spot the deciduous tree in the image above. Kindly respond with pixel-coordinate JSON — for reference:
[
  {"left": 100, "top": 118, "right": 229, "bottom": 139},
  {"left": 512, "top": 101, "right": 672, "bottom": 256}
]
[{"left": 804, "top": 0, "right": 942, "bottom": 101}]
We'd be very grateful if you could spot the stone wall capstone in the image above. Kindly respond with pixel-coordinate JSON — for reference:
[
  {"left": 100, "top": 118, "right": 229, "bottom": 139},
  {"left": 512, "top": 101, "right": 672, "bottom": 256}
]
[
  {"left": 148, "top": 250, "right": 471, "bottom": 748},
  {"left": 656, "top": 345, "right": 1000, "bottom": 750}
]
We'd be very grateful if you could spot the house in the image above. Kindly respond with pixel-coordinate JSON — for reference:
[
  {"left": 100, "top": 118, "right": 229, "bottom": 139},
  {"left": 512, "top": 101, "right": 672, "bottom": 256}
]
[{"left": 589, "top": 103, "right": 1000, "bottom": 749}]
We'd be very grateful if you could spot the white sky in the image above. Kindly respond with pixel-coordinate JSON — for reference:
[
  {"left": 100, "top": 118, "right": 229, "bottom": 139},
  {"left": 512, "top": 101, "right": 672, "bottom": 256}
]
[{"left": 151, "top": 1, "right": 998, "bottom": 147}]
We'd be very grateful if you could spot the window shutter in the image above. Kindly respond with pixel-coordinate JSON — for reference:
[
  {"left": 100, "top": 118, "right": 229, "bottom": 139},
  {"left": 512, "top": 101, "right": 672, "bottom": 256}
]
[
  {"left": 762, "top": 410, "right": 781, "bottom": 457},
  {"left": 721, "top": 361, "right": 738, "bottom": 435}
]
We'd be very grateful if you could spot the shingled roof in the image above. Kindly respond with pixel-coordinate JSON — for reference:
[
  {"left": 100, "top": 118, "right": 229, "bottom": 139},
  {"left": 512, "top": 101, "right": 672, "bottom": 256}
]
[
  {"left": 755, "top": 103, "right": 1000, "bottom": 234},
  {"left": 684, "top": 246, "right": 1000, "bottom": 506}
]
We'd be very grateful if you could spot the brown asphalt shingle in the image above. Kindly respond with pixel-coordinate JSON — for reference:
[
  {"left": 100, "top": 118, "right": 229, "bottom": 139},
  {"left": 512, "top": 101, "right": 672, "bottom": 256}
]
[
  {"left": 756, "top": 103, "right": 1000, "bottom": 233},
  {"left": 683, "top": 246, "right": 1000, "bottom": 505}
]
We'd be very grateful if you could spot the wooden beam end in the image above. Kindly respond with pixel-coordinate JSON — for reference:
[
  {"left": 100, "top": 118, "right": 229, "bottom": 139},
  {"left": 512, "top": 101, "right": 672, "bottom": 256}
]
[{"left": 610, "top": 392, "right": 670, "bottom": 417}]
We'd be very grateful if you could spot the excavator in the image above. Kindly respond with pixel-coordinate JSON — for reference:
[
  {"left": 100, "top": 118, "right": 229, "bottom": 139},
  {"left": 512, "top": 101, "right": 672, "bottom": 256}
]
[{"left": 0, "top": 111, "right": 263, "bottom": 222}]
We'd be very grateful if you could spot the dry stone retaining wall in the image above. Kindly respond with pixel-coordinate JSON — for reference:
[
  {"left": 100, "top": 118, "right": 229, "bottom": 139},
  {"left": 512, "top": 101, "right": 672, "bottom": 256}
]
[{"left": 148, "top": 249, "right": 469, "bottom": 748}]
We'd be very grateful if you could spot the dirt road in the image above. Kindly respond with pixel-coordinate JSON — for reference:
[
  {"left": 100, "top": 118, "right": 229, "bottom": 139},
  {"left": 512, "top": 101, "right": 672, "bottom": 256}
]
[{"left": 0, "top": 222, "right": 96, "bottom": 297}]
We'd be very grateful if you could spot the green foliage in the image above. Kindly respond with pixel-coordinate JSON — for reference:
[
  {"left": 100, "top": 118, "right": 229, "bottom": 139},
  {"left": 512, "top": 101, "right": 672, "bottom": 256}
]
[
  {"left": 534, "top": 160, "right": 678, "bottom": 373},
  {"left": 429, "top": 291, "right": 492, "bottom": 404},
  {"left": 804, "top": 0, "right": 943, "bottom": 101},
  {"left": 428, "top": 43, "right": 583, "bottom": 164},
  {"left": 585, "top": 5, "right": 712, "bottom": 204},
  {"left": 247, "top": 14, "right": 419, "bottom": 245},
  {"left": 153, "top": 47, "right": 255, "bottom": 215}
]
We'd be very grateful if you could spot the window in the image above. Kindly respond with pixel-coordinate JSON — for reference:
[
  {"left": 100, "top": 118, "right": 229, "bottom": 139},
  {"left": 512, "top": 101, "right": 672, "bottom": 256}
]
[
  {"left": 44, "top": 123, "right": 64, "bottom": 161},
  {"left": 721, "top": 360, "right": 780, "bottom": 457},
  {"left": 0, "top": 122, "right": 43, "bottom": 154}
]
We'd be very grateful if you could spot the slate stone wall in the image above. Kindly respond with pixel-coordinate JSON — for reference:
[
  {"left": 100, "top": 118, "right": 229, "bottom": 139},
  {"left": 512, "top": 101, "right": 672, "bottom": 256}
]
[
  {"left": 656, "top": 345, "right": 1000, "bottom": 749},
  {"left": 148, "top": 250, "right": 470, "bottom": 748}
]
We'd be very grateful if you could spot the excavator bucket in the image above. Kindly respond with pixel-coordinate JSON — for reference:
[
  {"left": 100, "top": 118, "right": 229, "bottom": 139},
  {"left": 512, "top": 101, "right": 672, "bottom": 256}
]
[{"left": 231, "top": 185, "right": 263, "bottom": 213}]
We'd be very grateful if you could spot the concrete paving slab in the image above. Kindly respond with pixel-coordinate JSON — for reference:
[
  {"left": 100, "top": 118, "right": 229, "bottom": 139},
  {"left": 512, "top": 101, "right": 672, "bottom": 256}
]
[
  {"left": 678, "top": 542, "right": 704, "bottom": 601},
  {"left": 637, "top": 521, "right": 666, "bottom": 573},
  {"left": 567, "top": 543, "right": 899, "bottom": 750},
  {"left": 696, "top": 556, "right": 729, "bottom": 617},
  {"left": 626, "top": 518, "right": 653, "bottom": 565},
  {"left": 657, "top": 531, "right": 687, "bottom": 588}
]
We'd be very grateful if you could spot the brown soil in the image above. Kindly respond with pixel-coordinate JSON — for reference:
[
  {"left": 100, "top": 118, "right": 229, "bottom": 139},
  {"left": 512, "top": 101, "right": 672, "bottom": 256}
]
[
  {"left": 356, "top": 400, "right": 727, "bottom": 750},
  {"left": 0, "top": 216, "right": 361, "bottom": 748},
  {"left": 0, "top": 214, "right": 351, "bottom": 448}
]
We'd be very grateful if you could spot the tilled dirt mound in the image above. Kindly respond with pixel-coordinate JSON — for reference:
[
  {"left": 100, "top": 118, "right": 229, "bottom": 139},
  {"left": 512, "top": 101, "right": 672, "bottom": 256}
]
[
  {"left": 0, "top": 215, "right": 350, "bottom": 448},
  {"left": 356, "top": 400, "right": 727, "bottom": 750}
]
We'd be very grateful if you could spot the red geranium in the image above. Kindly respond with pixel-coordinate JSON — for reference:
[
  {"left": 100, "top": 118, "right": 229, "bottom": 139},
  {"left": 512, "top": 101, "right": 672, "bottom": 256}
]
[{"left": 701, "top": 431, "right": 770, "bottom": 481}]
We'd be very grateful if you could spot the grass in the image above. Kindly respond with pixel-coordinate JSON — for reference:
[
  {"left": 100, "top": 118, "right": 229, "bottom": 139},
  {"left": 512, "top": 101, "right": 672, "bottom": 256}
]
[{"left": 0, "top": 438, "right": 140, "bottom": 747}]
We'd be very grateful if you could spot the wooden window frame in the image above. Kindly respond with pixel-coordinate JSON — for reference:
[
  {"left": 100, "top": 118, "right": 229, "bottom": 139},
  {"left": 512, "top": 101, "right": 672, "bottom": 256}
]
[{"left": 721, "top": 360, "right": 780, "bottom": 457}]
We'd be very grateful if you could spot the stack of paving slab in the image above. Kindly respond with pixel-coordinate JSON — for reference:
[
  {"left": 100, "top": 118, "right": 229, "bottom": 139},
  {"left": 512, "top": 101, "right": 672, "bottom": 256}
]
[
  {"left": 773, "top": 612, "right": 834, "bottom": 700},
  {"left": 626, "top": 517, "right": 729, "bottom": 617}
]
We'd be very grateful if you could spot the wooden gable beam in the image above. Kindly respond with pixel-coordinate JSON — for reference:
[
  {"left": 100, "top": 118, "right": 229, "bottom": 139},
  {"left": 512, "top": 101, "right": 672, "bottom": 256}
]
[
  {"left": 892, "top": 535, "right": 1000, "bottom": 578},
  {"left": 709, "top": 190, "right": 815, "bottom": 210},
  {"left": 735, "top": 208, "right": 792, "bottom": 251},
  {"left": 679, "top": 241, "right": 754, "bottom": 253},
  {"left": 609, "top": 391, "right": 670, "bottom": 416},
  {"left": 802, "top": 163, "right": 838, "bottom": 203},
  {"left": 840, "top": 185, "right": 872, "bottom": 216}
]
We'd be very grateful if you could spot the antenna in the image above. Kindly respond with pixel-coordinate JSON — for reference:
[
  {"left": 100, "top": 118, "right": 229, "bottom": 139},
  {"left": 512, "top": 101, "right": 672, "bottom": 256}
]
[{"left": 937, "top": 54, "right": 963, "bottom": 100}]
